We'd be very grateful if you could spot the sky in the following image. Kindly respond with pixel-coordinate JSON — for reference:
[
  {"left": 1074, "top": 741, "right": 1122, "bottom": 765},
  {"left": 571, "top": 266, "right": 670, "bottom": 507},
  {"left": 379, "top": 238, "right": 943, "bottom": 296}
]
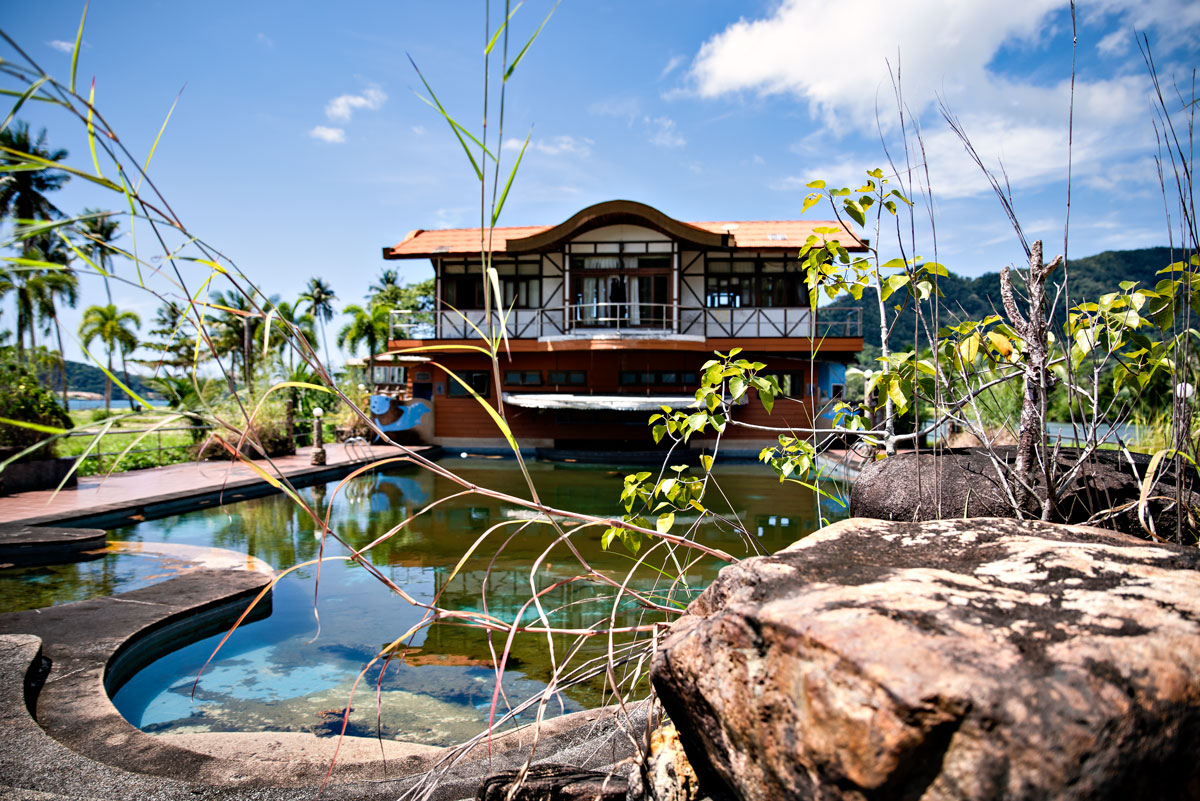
[{"left": 2, "top": 0, "right": 1198, "bottom": 366}]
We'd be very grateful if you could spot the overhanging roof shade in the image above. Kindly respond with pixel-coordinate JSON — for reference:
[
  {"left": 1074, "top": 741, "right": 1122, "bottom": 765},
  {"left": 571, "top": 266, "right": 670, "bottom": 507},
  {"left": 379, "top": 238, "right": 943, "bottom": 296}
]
[
  {"left": 384, "top": 199, "right": 867, "bottom": 259},
  {"left": 502, "top": 392, "right": 697, "bottom": 412},
  {"left": 349, "top": 353, "right": 430, "bottom": 366}
]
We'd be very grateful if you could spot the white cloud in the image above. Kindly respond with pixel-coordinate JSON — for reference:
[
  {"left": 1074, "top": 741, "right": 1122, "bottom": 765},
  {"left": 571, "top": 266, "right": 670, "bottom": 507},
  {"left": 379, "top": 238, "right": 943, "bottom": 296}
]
[
  {"left": 690, "top": 0, "right": 1065, "bottom": 126},
  {"left": 692, "top": 1, "right": 1188, "bottom": 201},
  {"left": 324, "top": 86, "right": 387, "bottom": 122},
  {"left": 589, "top": 97, "right": 640, "bottom": 125},
  {"left": 503, "top": 135, "right": 594, "bottom": 157},
  {"left": 647, "top": 116, "right": 685, "bottom": 148},
  {"left": 434, "top": 207, "right": 471, "bottom": 228},
  {"left": 660, "top": 55, "right": 686, "bottom": 80},
  {"left": 411, "top": 125, "right": 426, "bottom": 135},
  {"left": 47, "top": 40, "right": 74, "bottom": 53},
  {"left": 256, "top": 32, "right": 275, "bottom": 48},
  {"left": 309, "top": 126, "right": 346, "bottom": 144}
]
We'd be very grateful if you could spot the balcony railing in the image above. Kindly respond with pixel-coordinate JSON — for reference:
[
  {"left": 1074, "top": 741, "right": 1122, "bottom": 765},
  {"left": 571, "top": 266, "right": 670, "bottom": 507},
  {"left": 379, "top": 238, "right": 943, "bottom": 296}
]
[{"left": 390, "top": 305, "right": 862, "bottom": 341}]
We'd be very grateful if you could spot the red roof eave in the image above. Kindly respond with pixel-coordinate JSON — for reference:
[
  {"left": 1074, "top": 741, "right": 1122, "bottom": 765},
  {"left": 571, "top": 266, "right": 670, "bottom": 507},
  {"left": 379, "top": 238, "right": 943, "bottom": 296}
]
[{"left": 382, "top": 201, "right": 868, "bottom": 260}]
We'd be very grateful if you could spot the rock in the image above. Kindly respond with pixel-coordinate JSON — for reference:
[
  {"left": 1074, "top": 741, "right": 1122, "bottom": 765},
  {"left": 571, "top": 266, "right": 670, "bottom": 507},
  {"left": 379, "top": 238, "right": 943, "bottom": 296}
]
[
  {"left": 476, "top": 763, "right": 627, "bottom": 800},
  {"left": 651, "top": 517, "right": 1200, "bottom": 801},
  {"left": 626, "top": 724, "right": 709, "bottom": 801},
  {"left": 849, "top": 447, "right": 1199, "bottom": 542}
]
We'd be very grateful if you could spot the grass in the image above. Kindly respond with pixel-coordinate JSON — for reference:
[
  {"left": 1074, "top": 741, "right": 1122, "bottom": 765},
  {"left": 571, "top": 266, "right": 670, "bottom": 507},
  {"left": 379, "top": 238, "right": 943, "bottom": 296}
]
[{"left": 57, "top": 409, "right": 199, "bottom": 477}]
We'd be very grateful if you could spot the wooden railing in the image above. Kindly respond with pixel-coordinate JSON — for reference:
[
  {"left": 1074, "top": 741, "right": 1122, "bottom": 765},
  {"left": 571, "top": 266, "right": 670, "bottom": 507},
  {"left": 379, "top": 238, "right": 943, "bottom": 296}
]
[{"left": 390, "top": 305, "right": 862, "bottom": 340}]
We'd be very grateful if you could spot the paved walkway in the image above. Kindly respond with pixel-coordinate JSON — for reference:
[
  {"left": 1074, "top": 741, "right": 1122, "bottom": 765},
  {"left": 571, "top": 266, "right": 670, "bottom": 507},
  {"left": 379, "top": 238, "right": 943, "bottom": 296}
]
[{"left": 0, "top": 443, "right": 435, "bottom": 527}]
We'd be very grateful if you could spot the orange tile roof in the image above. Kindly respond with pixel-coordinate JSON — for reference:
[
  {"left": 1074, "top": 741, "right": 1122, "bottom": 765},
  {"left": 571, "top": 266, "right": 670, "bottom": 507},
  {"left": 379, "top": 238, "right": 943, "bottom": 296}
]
[
  {"left": 689, "top": 220, "right": 862, "bottom": 249},
  {"left": 385, "top": 219, "right": 863, "bottom": 258},
  {"left": 386, "top": 226, "right": 550, "bottom": 258}
]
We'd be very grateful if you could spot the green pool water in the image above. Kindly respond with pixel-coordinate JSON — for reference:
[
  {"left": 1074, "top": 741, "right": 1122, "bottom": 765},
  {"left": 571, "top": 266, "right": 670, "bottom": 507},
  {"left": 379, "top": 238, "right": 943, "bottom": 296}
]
[{"left": 0, "top": 458, "right": 844, "bottom": 746}]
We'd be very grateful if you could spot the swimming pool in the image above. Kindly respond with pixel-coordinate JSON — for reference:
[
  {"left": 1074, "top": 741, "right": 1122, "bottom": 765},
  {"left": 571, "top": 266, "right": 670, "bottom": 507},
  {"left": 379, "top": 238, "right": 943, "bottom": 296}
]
[{"left": 2, "top": 458, "right": 841, "bottom": 746}]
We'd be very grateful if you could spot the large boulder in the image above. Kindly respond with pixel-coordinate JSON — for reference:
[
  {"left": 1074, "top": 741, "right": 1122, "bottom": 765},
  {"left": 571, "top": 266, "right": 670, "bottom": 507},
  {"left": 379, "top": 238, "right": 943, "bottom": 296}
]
[
  {"left": 849, "top": 447, "right": 1199, "bottom": 542},
  {"left": 651, "top": 517, "right": 1200, "bottom": 801}
]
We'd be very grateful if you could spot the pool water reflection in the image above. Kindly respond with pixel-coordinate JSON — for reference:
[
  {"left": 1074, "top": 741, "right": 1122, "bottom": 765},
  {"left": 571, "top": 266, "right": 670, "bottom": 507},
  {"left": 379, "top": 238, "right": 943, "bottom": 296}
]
[{"left": 11, "top": 459, "right": 845, "bottom": 746}]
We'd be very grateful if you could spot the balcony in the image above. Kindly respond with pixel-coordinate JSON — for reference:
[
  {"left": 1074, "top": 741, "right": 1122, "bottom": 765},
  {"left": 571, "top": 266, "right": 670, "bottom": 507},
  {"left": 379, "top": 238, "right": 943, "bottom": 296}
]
[{"left": 390, "top": 304, "right": 862, "bottom": 341}]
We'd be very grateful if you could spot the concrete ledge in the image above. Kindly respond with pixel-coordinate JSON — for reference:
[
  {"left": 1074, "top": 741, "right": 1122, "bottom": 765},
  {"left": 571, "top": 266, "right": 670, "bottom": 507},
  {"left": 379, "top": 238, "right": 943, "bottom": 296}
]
[
  {"left": 0, "top": 525, "right": 107, "bottom": 567},
  {"left": 0, "top": 570, "right": 444, "bottom": 798},
  {"left": 0, "top": 565, "right": 642, "bottom": 800}
]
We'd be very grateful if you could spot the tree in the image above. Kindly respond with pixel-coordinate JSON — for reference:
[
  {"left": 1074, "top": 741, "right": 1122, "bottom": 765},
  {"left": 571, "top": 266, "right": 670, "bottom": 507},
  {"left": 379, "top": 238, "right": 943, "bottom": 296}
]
[
  {"left": 78, "top": 304, "right": 140, "bottom": 413},
  {"left": 0, "top": 234, "right": 76, "bottom": 369},
  {"left": 369, "top": 276, "right": 435, "bottom": 340},
  {"left": 78, "top": 210, "right": 122, "bottom": 303},
  {"left": 300, "top": 277, "right": 337, "bottom": 366},
  {"left": 337, "top": 303, "right": 390, "bottom": 393},
  {"left": 0, "top": 122, "right": 69, "bottom": 358},
  {"left": 271, "top": 299, "right": 317, "bottom": 374},
  {"left": 138, "top": 300, "right": 203, "bottom": 377},
  {"left": 0, "top": 122, "right": 69, "bottom": 232},
  {"left": 28, "top": 235, "right": 78, "bottom": 409},
  {"left": 211, "top": 289, "right": 278, "bottom": 390},
  {"left": 368, "top": 268, "right": 400, "bottom": 298}
]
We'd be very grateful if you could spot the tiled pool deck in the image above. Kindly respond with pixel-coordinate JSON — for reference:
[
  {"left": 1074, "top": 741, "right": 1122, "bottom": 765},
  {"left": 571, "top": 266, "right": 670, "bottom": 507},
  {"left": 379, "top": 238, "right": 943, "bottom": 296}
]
[{"left": 0, "top": 443, "right": 437, "bottom": 528}]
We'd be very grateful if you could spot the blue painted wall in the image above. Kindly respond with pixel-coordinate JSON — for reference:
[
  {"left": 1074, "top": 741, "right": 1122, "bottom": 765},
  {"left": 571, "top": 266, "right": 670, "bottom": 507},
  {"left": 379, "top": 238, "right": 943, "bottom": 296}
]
[{"left": 817, "top": 361, "right": 846, "bottom": 420}]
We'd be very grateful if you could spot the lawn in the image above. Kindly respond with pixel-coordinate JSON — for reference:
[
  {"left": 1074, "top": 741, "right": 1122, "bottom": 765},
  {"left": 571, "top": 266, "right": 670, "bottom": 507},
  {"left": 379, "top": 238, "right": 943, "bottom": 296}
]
[{"left": 58, "top": 410, "right": 202, "bottom": 477}]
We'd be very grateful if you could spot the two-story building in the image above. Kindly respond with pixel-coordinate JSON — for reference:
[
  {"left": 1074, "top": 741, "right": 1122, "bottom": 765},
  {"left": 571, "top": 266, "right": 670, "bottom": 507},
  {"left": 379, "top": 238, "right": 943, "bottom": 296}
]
[{"left": 374, "top": 200, "right": 864, "bottom": 455}]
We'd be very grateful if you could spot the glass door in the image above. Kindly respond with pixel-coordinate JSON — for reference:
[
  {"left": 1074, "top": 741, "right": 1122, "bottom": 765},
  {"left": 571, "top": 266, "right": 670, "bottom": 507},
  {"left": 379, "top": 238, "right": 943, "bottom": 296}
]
[{"left": 571, "top": 259, "right": 671, "bottom": 329}]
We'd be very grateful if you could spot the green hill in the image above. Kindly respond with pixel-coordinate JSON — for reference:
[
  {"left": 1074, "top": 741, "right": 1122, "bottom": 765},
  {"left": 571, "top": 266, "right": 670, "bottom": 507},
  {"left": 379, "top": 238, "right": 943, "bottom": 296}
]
[
  {"left": 838, "top": 247, "right": 1176, "bottom": 360},
  {"left": 39, "top": 359, "right": 159, "bottom": 402}
]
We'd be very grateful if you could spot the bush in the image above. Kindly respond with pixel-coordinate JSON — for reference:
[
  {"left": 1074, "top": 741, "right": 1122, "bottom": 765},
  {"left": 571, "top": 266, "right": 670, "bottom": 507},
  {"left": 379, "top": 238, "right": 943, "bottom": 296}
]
[
  {"left": 0, "top": 360, "right": 72, "bottom": 457},
  {"left": 194, "top": 420, "right": 296, "bottom": 460},
  {"left": 89, "top": 408, "right": 120, "bottom": 424}
]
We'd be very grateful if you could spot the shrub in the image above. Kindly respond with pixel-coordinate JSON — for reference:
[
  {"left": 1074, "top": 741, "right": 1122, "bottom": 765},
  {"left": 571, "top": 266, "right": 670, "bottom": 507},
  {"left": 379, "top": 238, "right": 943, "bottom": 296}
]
[
  {"left": 194, "top": 420, "right": 295, "bottom": 460},
  {"left": 0, "top": 360, "right": 72, "bottom": 457}
]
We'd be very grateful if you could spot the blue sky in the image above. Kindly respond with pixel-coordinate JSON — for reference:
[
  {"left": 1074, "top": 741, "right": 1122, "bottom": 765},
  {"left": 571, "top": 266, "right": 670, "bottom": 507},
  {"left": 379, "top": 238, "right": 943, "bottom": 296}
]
[{"left": 3, "top": 1, "right": 1198, "bottom": 364}]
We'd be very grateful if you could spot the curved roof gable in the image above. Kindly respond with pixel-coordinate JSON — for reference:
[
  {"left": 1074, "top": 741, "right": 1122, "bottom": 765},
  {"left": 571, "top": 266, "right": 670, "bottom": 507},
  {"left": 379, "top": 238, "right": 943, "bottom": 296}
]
[
  {"left": 505, "top": 199, "right": 729, "bottom": 252},
  {"left": 382, "top": 201, "right": 868, "bottom": 259}
]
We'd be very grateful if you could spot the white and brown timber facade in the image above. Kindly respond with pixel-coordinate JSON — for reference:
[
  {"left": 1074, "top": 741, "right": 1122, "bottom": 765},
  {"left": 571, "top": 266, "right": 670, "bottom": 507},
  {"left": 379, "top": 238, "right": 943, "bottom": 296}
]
[{"left": 375, "top": 200, "right": 865, "bottom": 454}]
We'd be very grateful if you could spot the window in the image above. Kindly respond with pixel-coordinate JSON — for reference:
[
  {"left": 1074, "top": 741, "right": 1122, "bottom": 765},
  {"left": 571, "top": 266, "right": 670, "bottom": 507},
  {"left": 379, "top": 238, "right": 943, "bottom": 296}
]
[
  {"left": 502, "top": 277, "right": 541, "bottom": 308},
  {"left": 443, "top": 275, "right": 485, "bottom": 309},
  {"left": 764, "top": 373, "right": 809, "bottom": 398},
  {"left": 446, "top": 371, "right": 491, "bottom": 397},
  {"left": 548, "top": 370, "right": 586, "bottom": 386},
  {"left": 705, "top": 259, "right": 804, "bottom": 308},
  {"left": 373, "top": 366, "right": 406, "bottom": 385},
  {"left": 620, "top": 371, "right": 691, "bottom": 388},
  {"left": 441, "top": 258, "right": 541, "bottom": 309},
  {"left": 503, "top": 371, "right": 543, "bottom": 386}
]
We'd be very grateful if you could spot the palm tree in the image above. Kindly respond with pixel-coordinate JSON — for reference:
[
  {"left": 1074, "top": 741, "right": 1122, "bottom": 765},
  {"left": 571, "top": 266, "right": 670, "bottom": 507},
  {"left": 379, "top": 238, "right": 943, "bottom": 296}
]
[
  {"left": 300, "top": 277, "right": 337, "bottom": 366},
  {"left": 211, "top": 289, "right": 278, "bottom": 390},
  {"left": 78, "top": 304, "right": 141, "bottom": 413},
  {"left": 0, "top": 122, "right": 69, "bottom": 233},
  {"left": 0, "top": 234, "right": 77, "bottom": 360},
  {"left": 78, "top": 210, "right": 121, "bottom": 303},
  {"left": 28, "top": 235, "right": 78, "bottom": 409},
  {"left": 272, "top": 299, "right": 317, "bottom": 373},
  {"left": 0, "top": 267, "right": 31, "bottom": 352},
  {"left": 0, "top": 122, "right": 70, "bottom": 358},
  {"left": 338, "top": 303, "right": 390, "bottom": 394},
  {"left": 151, "top": 373, "right": 218, "bottom": 443},
  {"left": 367, "top": 269, "right": 400, "bottom": 300}
]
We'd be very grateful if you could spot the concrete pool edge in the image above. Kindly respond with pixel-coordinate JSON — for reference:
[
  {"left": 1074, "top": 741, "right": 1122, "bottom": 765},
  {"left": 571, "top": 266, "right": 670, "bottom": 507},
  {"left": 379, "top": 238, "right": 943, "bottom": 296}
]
[
  {"left": 0, "top": 564, "right": 644, "bottom": 799},
  {"left": 0, "top": 524, "right": 107, "bottom": 567}
]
